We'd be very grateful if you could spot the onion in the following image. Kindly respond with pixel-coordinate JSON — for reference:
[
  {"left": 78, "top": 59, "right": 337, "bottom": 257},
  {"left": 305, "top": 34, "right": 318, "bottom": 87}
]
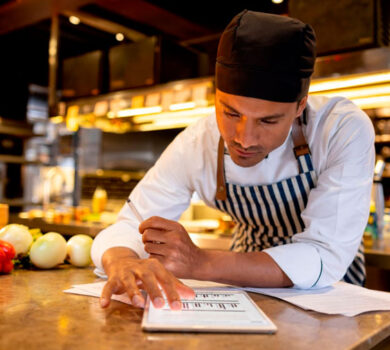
[
  {"left": 29, "top": 232, "right": 67, "bottom": 269},
  {"left": 0, "top": 224, "right": 33, "bottom": 255},
  {"left": 66, "top": 234, "right": 93, "bottom": 267}
]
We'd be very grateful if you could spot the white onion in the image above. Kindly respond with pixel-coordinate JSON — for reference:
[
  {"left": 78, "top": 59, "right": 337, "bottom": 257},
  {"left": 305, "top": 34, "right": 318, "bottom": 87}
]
[
  {"left": 30, "top": 232, "right": 67, "bottom": 269},
  {"left": 66, "top": 234, "right": 93, "bottom": 267},
  {"left": 0, "top": 224, "right": 33, "bottom": 255}
]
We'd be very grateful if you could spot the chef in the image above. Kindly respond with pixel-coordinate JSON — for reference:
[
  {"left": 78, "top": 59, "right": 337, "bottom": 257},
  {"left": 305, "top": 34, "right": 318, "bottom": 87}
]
[{"left": 91, "top": 10, "right": 375, "bottom": 310}]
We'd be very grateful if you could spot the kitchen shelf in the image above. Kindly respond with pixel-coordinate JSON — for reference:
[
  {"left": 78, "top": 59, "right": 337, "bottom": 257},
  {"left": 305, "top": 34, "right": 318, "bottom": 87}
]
[
  {"left": 0, "top": 155, "right": 45, "bottom": 165},
  {"left": 0, "top": 119, "right": 36, "bottom": 138},
  {"left": 0, "top": 199, "right": 42, "bottom": 206},
  {"left": 10, "top": 215, "right": 106, "bottom": 237},
  {"left": 375, "top": 135, "right": 390, "bottom": 143}
]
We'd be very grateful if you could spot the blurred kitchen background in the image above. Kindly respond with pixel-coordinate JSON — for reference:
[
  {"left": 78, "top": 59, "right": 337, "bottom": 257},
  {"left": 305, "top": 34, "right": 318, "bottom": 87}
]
[{"left": 0, "top": 0, "right": 390, "bottom": 254}]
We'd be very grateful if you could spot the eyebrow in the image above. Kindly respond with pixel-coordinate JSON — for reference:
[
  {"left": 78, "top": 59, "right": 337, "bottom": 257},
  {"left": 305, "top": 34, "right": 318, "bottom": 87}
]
[{"left": 219, "top": 100, "right": 285, "bottom": 120}]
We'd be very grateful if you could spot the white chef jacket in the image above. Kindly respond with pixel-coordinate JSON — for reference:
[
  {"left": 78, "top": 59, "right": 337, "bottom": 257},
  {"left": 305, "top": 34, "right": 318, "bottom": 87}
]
[{"left": 91, "top": 95, "right": 375, "bottom": 289}]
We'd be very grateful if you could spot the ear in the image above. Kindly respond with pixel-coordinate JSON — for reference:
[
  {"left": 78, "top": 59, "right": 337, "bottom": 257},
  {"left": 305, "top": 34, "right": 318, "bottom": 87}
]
[{"left": 296, "top": 95, "right": 308, "bottom": 118}]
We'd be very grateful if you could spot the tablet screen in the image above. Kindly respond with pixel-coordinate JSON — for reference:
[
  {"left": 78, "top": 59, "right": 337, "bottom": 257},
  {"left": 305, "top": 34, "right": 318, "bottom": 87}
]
[{"left": 142, "top": 288, "right": 277, "bottom": 333}]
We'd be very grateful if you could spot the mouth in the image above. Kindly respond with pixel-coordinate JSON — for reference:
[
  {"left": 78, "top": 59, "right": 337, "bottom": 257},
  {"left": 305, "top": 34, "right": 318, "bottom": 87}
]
[{"left": 233, "top": 147, "right": 260, "bottom": 158}]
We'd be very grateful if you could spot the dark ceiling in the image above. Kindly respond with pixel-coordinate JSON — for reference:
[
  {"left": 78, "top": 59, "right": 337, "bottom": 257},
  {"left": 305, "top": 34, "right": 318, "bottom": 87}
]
[
  {"left": 145, "top": 0, "right": 288, "bottom": 31},
  {"left": 0, "top": 0, "right": 289, "bottom": 120}
]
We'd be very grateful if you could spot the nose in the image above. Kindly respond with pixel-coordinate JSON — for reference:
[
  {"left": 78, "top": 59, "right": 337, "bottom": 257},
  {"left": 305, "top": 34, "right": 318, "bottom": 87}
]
[{"left": 234, "top": 116, "right": 257, "bottom": 149}]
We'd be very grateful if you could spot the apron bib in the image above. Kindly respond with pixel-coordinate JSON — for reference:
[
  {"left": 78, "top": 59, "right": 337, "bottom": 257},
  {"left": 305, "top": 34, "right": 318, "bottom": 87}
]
[{"left": 214, "top": 117, "right": 366, "bottom": 287}]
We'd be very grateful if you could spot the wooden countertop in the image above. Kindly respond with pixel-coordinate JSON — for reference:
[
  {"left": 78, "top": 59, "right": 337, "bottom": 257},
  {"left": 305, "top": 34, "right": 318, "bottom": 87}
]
[{"left": 1, "top": 267, "right": 390, "bottom": 350}]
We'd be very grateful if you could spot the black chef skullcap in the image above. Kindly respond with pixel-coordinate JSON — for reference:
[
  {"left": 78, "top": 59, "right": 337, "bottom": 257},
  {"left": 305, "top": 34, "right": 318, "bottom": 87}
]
[{"left": 215, "top": 10, "right": 316, "bottom": 102}]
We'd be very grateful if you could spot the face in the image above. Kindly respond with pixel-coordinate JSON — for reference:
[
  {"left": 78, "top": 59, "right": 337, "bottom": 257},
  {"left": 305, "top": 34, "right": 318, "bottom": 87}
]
[{"left": 215, "top": 89, "right": 307, "bottom": 168}]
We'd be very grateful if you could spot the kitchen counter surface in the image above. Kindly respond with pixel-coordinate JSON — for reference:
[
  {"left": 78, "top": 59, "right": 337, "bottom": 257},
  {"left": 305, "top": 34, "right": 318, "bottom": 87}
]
[
  {"left": 1, "top": 267, "right": 390, "bottom": 350},
  {"left": 365, "top": 237, "right": 390, "bottom": 270}
]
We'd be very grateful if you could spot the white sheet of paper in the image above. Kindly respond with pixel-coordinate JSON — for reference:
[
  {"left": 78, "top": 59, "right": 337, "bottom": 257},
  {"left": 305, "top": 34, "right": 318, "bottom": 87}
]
[
  {"left": 142, "top": 288, "right": 277, "bottom": 333},
  {"left": 63, "top": 280, "right": 390, "bottom": 317},
  {"left": 243, "top": 282, "right": 390, "bottom": 317},
  {"left": 63, "top": 283, "right": 133, "bottom": 305}
]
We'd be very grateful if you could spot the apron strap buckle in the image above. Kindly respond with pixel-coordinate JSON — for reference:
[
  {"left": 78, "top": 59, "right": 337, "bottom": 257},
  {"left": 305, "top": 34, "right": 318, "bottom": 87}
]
[{"left": 293, "top": 144, "right": 310, "bottom": 158}]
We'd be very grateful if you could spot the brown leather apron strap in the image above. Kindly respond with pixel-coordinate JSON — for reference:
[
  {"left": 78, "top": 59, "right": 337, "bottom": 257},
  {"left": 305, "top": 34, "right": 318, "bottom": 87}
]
[
  {"left": 215, "top": 137, "right": 227, "bottom": 201},
  {"left": 292, "top": 116, "right": 310, "bottom": 158},
  {"left": 215, "top": 114, "right": 310, "bottom": 201}
]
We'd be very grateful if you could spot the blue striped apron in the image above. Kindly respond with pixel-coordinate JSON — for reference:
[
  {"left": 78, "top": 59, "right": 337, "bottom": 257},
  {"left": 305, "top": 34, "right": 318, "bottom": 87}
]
[{"left": 214, "top": 117, "right": 366, "bottom": 287}]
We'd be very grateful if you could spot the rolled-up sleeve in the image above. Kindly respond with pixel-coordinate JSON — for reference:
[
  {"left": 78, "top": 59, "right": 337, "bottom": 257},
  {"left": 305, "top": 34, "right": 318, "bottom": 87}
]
[
  {"left": 91, "top": 129, "right": 197, "bottom": 278},
  {"left": 264, "top": 103, "right": 375, "bottom": 289},
  {"left": 91, "top": 217, "right": 149, "bottom": 278}
]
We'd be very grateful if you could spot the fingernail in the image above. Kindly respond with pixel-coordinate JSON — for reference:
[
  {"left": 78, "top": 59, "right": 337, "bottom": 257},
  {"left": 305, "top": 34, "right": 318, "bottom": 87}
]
[
  {"left": 100, "top": 298, "right": 108, "bottom": 307},
  {"left": 171, "top": 301, "right": 182, "bottom": 310},
  {"left": 153, "top": 297, "right": 165, "bottom": 308},
  {"left": 132, "top": 295, "right": 144, "bottom": 308}
]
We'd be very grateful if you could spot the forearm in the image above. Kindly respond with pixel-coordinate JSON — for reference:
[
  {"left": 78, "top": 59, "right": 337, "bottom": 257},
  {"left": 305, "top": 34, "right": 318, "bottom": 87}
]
[{"left": 195, "top": 249, "right": 293, "bottom": 288}]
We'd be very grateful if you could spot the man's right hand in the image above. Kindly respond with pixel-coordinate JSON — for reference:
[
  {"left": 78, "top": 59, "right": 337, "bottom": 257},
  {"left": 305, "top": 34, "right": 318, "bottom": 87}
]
[{"left": 100, "top": 246, "right": 195, "bottom": 310}]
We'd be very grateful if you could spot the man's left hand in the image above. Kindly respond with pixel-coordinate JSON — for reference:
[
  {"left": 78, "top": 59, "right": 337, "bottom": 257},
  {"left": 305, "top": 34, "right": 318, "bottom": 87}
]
[{"left": 139, "top": 216, "right": 203, "bottom": 279}]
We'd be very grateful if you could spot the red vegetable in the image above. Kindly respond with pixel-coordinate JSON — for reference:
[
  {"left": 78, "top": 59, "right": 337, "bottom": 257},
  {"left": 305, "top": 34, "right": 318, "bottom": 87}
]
[{"left": 0, "top": 240, "right": 15, "bottom": 274}]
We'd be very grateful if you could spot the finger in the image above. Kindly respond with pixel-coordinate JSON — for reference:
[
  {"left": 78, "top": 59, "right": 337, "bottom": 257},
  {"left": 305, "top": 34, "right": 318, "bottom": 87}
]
[
  {"left": 101, "top": 279, "right": 120, "bottom": 308},
  {"left": 139, "top": 216, "right": 179, "bottom": 233},
  {"left": 121, "top": 273, "right": 145, "bottom": 308},
  {"left": 137, "top": 272, "right": 165, "bottom": 308},
  {"left": 142, "top": 228, "right": 167, "bottom": 244},
  {"left": 144, "top": 242, "right": 170, "bottom": 256},
  {"left": 175, "top": 280, "right": 196, "bottom": 300},
  {"left": 155, "top": 271, "right": 184, "bottom": 310}
]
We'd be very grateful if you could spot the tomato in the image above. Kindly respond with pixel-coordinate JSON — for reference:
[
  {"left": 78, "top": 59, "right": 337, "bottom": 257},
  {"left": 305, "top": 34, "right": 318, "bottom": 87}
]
[
  {"left": 0, "top": 240, "right": 15, "bottom": 274},
  {"left": 1, "top": 259, "right": 13, "bottom": 273},
  {"left": 0, "top": 240, "right": 16, "bottom": 260}
]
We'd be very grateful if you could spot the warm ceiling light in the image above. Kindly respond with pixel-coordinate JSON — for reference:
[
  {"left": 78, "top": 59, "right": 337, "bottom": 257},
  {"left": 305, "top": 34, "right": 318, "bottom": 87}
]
[
  {"left": 113, "top": 106, "right": 163, "bottom": 118},
  {"left": 309, "top": 71, "right": 390, "bottom": 92},
  {"left": 350, "top": 95, "right": 390, "bottom": 109},
  {"left": 169, "top": 102, "right": 196, "bottom": 111},
  {"left": 132, "top": 106, "right": 215, "bottom": 124},
  {"left": 137, "top": 116, "right": 205, "bottom": 131},
  {"left": 310, "top": 84, "right": 390, "bottom": 99},
  {"left": 69, "top": 16, "right": 81, "bottom": 25},
  {"left": 272, "top": 0, "right": 284, "bottom": 3},
  {"left": 115, "top": 33, "right": 124, "bottom": 42}
]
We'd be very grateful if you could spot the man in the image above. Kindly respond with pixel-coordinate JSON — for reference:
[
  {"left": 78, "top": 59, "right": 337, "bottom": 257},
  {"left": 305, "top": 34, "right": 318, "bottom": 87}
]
[{"left": 91, "top": 10, "right": 375, "bottom": 310}]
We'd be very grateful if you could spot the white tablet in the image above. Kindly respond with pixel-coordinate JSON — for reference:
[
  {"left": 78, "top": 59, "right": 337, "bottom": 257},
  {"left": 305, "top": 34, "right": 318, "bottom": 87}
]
[{"left": 141, "top": 288, "right": 277, "bottom": 333}]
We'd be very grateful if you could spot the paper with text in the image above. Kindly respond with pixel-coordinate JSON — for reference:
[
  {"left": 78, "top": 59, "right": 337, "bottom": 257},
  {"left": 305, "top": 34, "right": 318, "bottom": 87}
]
[{"left": 63, "top": 279, "right": 390, "bottom": 317}]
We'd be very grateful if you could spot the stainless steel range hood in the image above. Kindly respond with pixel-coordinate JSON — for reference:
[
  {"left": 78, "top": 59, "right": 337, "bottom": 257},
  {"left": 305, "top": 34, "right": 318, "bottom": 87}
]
[
  {"left": 308, "top": 47, "right": 390, "bottom": 110},
  {"left": 313, "top": 47, "right": 390, "bottom": 79}
]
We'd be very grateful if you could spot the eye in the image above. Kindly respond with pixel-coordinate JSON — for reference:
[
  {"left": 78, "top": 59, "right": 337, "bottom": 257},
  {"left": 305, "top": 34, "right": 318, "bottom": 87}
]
[
  {"left": 223, "top": 110, "right": 240, "bottom": 118},
  {"left": 260, "top": 119, "right": 278, "bottom": 125}
]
